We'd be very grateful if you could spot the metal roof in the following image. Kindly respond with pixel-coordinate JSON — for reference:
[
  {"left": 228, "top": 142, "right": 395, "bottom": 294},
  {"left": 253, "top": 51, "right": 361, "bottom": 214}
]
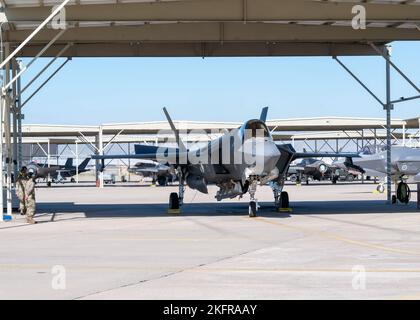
[
  {"left": 18, "top": 116, "right": 419, "bottom": 138},
  {"left": 265, "top": 117, "right": 411, "bottom": 131},
  {"left": 287, "top": 130, "right": 405, "bottom": 141},
  {"left": 1, "top": 0, "right": 419, "bottom": 57}
]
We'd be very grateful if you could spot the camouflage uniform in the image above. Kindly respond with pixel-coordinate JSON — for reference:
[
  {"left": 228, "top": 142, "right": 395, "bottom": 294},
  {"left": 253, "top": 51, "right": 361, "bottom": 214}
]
[{"left": 15, "top": 176, "right": 36, "bottom": 223}]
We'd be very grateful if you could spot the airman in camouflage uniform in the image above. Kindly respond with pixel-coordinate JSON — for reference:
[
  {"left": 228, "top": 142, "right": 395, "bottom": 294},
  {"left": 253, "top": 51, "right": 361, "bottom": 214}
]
[{"left": 15, "top": 167, "right": 37, "bottom": 224}]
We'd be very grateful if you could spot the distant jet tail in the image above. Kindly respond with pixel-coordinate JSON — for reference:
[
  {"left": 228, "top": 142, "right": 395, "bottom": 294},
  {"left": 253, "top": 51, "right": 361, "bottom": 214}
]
[
  {"left": 260, "top": 107, "right": 268, "bottom": 123},
  {"left": 64, "top": 158, "right": 73, "bottom": 168},
  {"left": 163, "top": 107, "right": 187, "bottom": 152},
  {"left": 344, "top": 157, "right": 365, "bottom": 174},
  {"left": 78, "top": 158, "right": 91, "bottom": 171}
]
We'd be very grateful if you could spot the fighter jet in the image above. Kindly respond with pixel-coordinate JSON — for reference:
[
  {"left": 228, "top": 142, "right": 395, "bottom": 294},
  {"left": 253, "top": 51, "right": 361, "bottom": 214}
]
[
  {"left": 129, "top": 159, "right": 177, "bottom": 186},
  {"left": 346, "top": 146, "right": 420, "bottom": 203},
  {"left": 93, "top": 108, "right": 356, "bottom": 217},
  {"left": 288, "top": 158, "right": 331, "bottom": 184},
  {"left": 27, "top": 157, "right": 91, "bottom": 184}
]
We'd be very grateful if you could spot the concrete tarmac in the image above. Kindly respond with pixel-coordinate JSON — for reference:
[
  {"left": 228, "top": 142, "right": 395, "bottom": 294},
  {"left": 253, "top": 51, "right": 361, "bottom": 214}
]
[{"left": 1, "top": 182, "right": 419, "bottom": 300}]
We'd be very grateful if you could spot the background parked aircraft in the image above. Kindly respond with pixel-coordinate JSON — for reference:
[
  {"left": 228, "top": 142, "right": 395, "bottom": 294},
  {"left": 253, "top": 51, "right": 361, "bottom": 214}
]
[
  {"left": 27, "top": 158, "right": 91, "bottom": 185},
  {"left": 345, "top": 146, "right": 420, "bottom": 203},
  {"left": 129, "top": 159, "right": 177, "bottom": 186}
]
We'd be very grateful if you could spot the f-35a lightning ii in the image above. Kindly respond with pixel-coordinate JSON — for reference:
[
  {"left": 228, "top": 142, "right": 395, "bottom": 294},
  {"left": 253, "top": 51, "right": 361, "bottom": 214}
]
[
  {"left": 27, "top": 157, "right": 91, "bottom": 184},
  {"left": 93, "top": 108, "right": 356, "bottom": 217},
  {"left": 345, "top": 146, "right": 420, "bottom": 204},
  {"left": 129, "top": 159, "right": 177, "bottom": 186}
]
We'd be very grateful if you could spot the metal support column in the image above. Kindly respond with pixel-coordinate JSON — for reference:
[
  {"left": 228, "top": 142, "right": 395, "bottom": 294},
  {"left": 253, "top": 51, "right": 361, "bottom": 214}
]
[
  {"left": 17, "top": 71, "right": 23, "bottom": 170},
  {"left": 385, "top": 47, "right": 393, "bottom": 204},
  {"left": 75, "top": 141, "right": 79, "bottom": 184},
  {"left": 128, "top": 142, "right": 131, "bottom": 182},
  {"left": 4, "top": 44, "right": 12, "bottom": 217},
  {"left": 417, "top": 183, "right": 420, "bottom": 210},
  {"left": 47, "top": 140, "right": 51, "bottom": 183},
  {"left": 402, "top": 123, "right": 406, "bottom": 147},
  {"left": 95, "top": 127, "right": 104, "bottom": 188},
  {"left": 418, "top": 118, "right": 420, "bottom": 148},
  {"left": 0, "top": 89, "right": 4, "bottom": 221},
  {"left": 99, "top": 127, "right": 104, "bottom": 188},
  {"left": 12, "top": 59, "right": 18, "bottom": 184}
]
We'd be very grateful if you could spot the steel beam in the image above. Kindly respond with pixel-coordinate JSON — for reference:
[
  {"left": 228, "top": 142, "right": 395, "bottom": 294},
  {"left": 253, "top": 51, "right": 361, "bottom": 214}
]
[
  {"left": 4, "top": 0, "right": 420, "bottom": 22},
  {"left": 11, "top": 58, "right": 17, "bottom": 184},
  {"left": 0, "top": 0, "right": 70, "bottom": 71},
  {"left": 21, "top": 42, "right": 72, "bottom": 95},
  {"left": 6, "top": 23, "right": 420, "bottom": 43},
  {"left": 21, "top": 58, "right": 71, "bottom": 109},
  {"left": 385, "top": 47, "right": 392, "bottom": 204}
]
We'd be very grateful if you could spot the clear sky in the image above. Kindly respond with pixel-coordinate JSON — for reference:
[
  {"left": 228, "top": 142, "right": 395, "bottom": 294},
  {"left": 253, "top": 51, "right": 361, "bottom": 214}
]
[{"left": 21, "top": 41, "right": 419, "bottom": 125}]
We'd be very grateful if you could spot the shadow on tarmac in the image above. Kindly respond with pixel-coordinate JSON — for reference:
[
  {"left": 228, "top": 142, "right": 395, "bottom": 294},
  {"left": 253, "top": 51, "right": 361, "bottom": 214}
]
[{"left": 32, "top": 199, "right": 419, "bottom": 220}]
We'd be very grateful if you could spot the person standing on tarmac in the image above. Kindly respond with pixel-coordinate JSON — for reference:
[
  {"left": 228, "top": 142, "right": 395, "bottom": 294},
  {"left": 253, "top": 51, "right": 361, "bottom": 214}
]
[{"left": 15, "top": 167, "right": 37, "bottom": 224}]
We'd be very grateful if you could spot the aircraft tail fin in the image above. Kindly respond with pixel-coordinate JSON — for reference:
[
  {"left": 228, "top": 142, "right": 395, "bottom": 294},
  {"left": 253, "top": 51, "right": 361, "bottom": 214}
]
[
  {"left": 260, "top": 107, "right": 268, "bottom": 122},
  {"left": 163, "top": 107, "right": 187, "bottom": 151},
  {"left": 344, "top": 156, "right": 365, "bottom": 174},
  {"left": 78, "top": 158, "right": 91, "bottom": 171},
  {"left": 64, "top": 158, "right": 73, "bottom": 168}
]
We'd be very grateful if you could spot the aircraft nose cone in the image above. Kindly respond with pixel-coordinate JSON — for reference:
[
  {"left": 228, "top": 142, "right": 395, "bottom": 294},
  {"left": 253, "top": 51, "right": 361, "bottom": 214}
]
[
  {"left": 243, "top": 139, "right": 280, "bottom": 175},
  {"left": 262, "top": 141, "right": 281, "bottom": 172}
]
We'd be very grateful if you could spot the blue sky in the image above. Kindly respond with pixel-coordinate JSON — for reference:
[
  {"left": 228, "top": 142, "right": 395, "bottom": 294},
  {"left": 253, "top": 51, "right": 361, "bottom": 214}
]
[{"left": 21, "top": 41, "right": 419, "bottom": 125}]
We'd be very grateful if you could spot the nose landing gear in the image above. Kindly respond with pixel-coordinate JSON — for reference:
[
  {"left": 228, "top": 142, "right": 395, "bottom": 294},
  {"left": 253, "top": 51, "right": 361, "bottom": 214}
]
[{"left": 248, "top": 180, "right": 259, "bottom": 218}]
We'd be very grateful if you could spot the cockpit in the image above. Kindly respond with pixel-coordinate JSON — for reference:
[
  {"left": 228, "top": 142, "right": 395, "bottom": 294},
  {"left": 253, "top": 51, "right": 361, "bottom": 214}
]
[{"left": 240, "top": 119, "right": 271, "bottom": 140}]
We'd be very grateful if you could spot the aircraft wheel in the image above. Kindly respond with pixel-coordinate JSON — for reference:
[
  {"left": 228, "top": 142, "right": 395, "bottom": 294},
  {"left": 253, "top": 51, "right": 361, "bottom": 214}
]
[
  {"left": 47, "top": 181, "right": 52, "bottom": 188},
  {"left": 169, "top": 192, "right": 180, "bottom": 210},
  {"left": 70, "top": 178, "right": 75, "bottom": 183},
  {"left": 157, "top": 176, "right": 167, "bottom": 186},
  {"left": 392, "top": 195, "right": 397, "bottom": 204},
  {"left": 249, "top": 201, "right": 257, "bottom": 218},
  {"left": 377, "top": 184, "right": 385, "bottom": 193},
  {"left": 397, "top": 182, "right": 411, "bottom": 204},
  {"left": 280, "top": 191, "right": 289, "bottom": 209}
]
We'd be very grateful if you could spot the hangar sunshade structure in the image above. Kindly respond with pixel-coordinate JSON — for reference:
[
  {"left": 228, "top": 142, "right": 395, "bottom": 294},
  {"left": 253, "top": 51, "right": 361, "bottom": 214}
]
[{"left": 0, "top": 0, "right": 419, "bottom": 219}]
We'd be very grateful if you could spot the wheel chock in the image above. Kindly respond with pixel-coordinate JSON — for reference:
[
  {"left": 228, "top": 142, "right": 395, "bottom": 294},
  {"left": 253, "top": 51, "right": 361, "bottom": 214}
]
[
  {"left": 277, "top": 207, "right": 293, "bottom": 213},
  {"left": 373, "top": 190, "right": 387, "bottom": 194},
  {"left": 150, "top": 184, "right": 157, "bottom": 188},
  {"left": 2, "top": 215, "right": 12, "bottom": 222},
  {"left": 167, "top": 208, "right": 181, "bottom": 214}
]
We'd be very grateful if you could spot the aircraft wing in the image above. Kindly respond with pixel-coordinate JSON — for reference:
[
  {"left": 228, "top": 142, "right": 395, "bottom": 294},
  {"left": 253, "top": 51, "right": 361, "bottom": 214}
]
[
  {"left": 56, "top": 169, "right": 72, "bottom": 173},
  {"left": 92, "top": 153, "right": 160, "bottom": 160},
  {"left": 92, "top": 145, "right": 189, "bottom": 166},
  {"left": 395, "top": 161, "right": 420, "bottom": 176},
  {"left": 135, "top": 168, "right": 160, "bottom": 173},
  {"left": 292, "top": 152, "right": 360, "bottom": 160}
]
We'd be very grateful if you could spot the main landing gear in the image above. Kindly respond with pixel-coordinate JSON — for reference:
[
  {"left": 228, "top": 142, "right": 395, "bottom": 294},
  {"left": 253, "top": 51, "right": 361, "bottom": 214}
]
[
  {"left": 394, "top": 181, "right": 411, "bottom": 204},
  {"left": 168, "top": 174, "right": 185, "bottom": 212},
  {"left": 272, "top": 181, "right": 289, "bottom": 211}
]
